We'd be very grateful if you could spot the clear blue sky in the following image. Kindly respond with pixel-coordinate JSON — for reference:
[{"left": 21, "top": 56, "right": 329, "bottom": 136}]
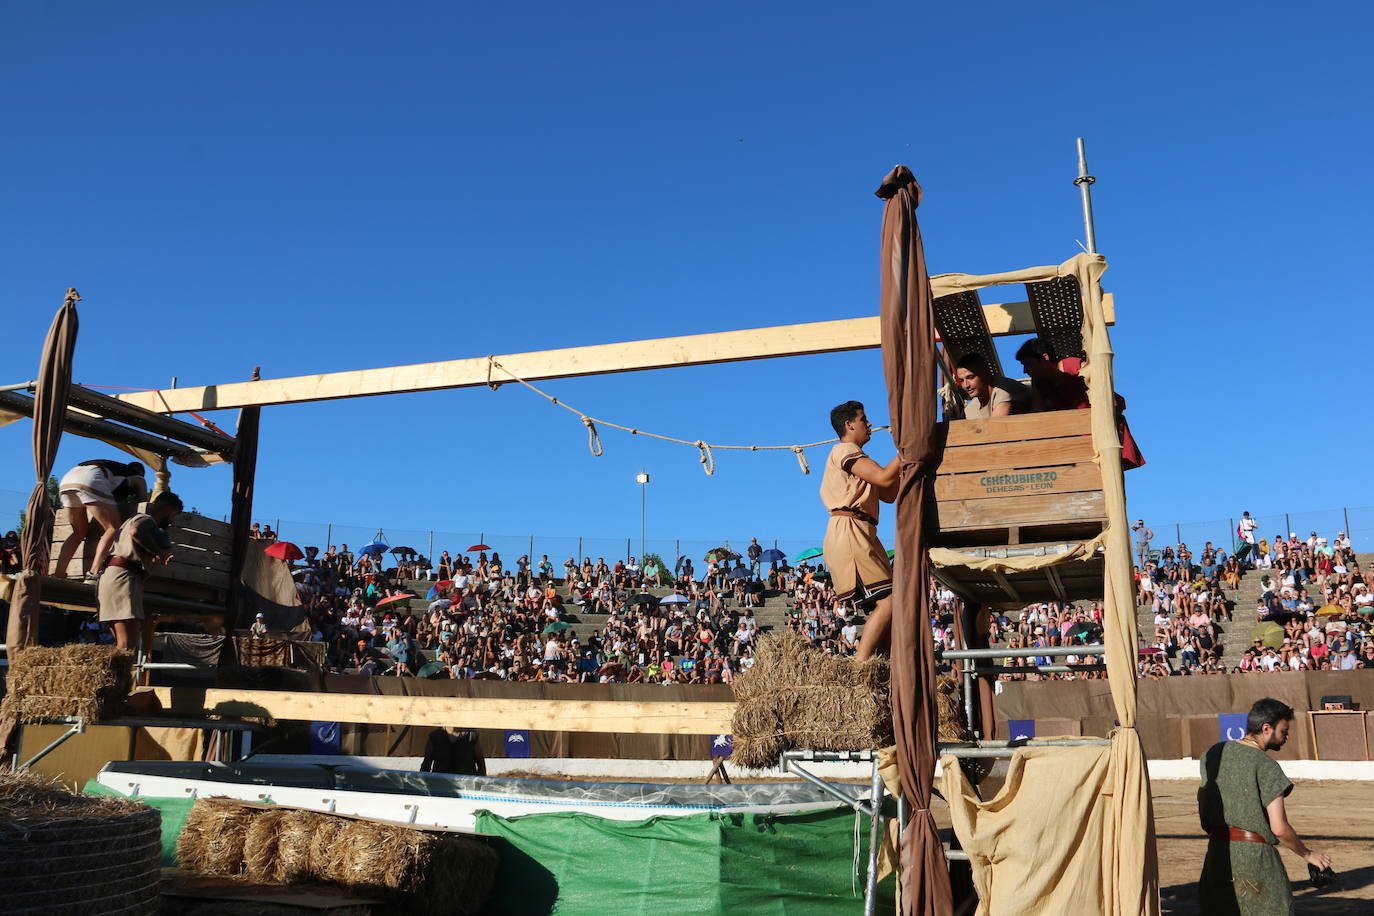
[{"left": 3, "top": 2, "right": 1372, "bottom": 559}]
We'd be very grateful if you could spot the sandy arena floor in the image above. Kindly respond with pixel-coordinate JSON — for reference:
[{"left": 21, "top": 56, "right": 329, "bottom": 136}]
[{"left": 1148, "top": 780, "right": 1373, "bottom": 914}]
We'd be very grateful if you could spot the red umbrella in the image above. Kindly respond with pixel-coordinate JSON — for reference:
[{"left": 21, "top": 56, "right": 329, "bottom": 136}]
[
  {"left": 435, "top": 579, "right": 454, "bottom": 590},
  {"left": 264, "top": 541, "right": 304, "bottom": 562},
  {"left": 375, "top": 593, "right": 416, "bottom": 608},
  {"left": 467, "top": 544, "right": 490, "bottom": 552}
]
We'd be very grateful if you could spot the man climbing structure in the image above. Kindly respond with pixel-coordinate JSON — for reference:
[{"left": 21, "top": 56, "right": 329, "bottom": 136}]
[{"left": 820, "top": 400, "right": 899, "bottom": 660}]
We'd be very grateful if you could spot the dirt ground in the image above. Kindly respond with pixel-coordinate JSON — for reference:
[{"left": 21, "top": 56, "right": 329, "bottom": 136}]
[{"left": 1147, "top": 780, "right": 1373, "bottom": 915}]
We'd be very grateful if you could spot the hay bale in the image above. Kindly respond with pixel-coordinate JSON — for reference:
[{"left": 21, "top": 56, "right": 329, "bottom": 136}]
[
  {"left": 176, "top": 798, "right": 254, "bottom": 875},
  {"left": 936, "top": 673, "right": 974, "bottom": 742},
  {"left": 730, "top": 631, "right": 893, "bottom": 768},
  {"left": 273, "top": 808, "right": 327, "bottom": 884},
  {"left": 178, "top": 802, "right": 497, "bottom": 915},
  {"left": 243, "top": 806, "right": 290, "bottom": 883},
  {"left": 0, "top": 644, "right": 133, "bottom": 723},
  {"left": 0, "top": 773, "right": 160, "bottom": 913}
]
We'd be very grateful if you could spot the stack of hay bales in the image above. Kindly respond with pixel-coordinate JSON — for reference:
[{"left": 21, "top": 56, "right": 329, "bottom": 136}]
[
  {"left": 731, "top": 632, "right": 975, "bottom": 768},
  {"left": 731, "top": 631, "right": 893, "bottom": 768},
  {"left": 0, "top": 644, "right": 133, "bottom": 723},
  {"left": 176, "top": 799, "right": 498, "bottom": 916},
  {"left": 0, "top": 773, "right": 161, "bottom": 913}
]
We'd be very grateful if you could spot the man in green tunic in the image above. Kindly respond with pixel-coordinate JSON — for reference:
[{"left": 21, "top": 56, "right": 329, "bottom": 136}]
[{"left": 1197, "top": 698, "right": 1332, "bottom": 914}]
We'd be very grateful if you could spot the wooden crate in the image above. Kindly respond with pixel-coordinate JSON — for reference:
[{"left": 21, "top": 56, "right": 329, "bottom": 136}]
[
  {"left": 50, "top": 509, "right": 232, "bottom": 604},
  {"left": 929, "top": 410, "right": 1106, "bottom": 606},
  {"left": 930, "top": 410, "right": 1105, "bottom": 546}
]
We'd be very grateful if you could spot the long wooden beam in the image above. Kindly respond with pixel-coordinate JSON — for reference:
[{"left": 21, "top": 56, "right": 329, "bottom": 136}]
[
  {"left": 117, "top": 296, "right": 1113, "bottom": 414},
  {"left": 150, "top": 687, "right": 736, "bottom": 735}
]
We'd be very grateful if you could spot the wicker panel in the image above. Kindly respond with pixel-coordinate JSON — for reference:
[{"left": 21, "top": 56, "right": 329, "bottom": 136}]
[
  {"left": 933, "top": 290, "right": 1003, "bottom": 376},
  {"left": 1026, "top": 275, "right": 1084, "bottom": 360}
]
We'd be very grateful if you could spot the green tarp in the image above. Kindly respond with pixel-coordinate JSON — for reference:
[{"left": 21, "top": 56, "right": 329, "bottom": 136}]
[
  {"left": 476, "top": 808, "right": 894, "bottom": 915},
  {"left": 83, "top": 781, "right": 197, "bottom": 867}
]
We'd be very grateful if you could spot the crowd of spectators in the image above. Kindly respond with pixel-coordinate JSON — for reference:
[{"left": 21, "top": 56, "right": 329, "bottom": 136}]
[
  {"left": 270, "top": 523, "right": 1371, "bottom": 684},
  {"left": 1133, "top": 528, "right": 1372, "bottom": 677}
]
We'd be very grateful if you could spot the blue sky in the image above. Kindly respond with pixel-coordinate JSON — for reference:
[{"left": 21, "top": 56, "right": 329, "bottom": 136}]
[{"left": 3, "top": 2, "right": 1372, "bottom": 559}]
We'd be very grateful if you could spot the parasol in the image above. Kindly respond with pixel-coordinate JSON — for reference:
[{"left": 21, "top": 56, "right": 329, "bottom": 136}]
[
  {"left": 542, "top": 621, "right": 571, "bottom": 635},
  {"left": 1315, "top": 604, "right": 1345, "bottom": 617},
  {"left": 264, "top": 541, "right": 304, "bottom": 562},
  {"left": 468, "top": 544, "right": 491, "bottom": 552},
  {"left": 793, "top": 547, "right": 823, "bottom": 563},
  {"left": 659, "top": 594, "right": 689, "bottom": 605},
  {"left": 1251, "top": 622, "right": 1284, "bottom": 649},
  {"left": 759, "top": 548, "right": 786, "bottom": 563},
  {"left": 375, "top": 593, "right": 416, "bottom": 609}
]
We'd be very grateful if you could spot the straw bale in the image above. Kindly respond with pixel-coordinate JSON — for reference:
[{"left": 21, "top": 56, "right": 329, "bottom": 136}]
[
  {"left": 0, "top": 644, "right": 133, "bottom": 723},
  {"left": 177, "top": 797, "right": 254, "bottom": 875},
  {"left": 730, "top": 631, "right": 893, "bottom": 768},
  {"left": 272, "top": 808, "right": 327, "bottom": 884},
  {"left": 936, "top": 673, "right": 974, "bottom": 742},
  {"left": 243, "top": 806, "right": 290, "bottom": 883}
]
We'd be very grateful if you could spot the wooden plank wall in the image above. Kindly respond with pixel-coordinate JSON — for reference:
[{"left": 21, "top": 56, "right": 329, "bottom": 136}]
[
  {"left": 932, "top": 411, "right": 1105, "bottom": 535},
  {"left": 50, "top": 510, "right": 232, "bottom": 600}
]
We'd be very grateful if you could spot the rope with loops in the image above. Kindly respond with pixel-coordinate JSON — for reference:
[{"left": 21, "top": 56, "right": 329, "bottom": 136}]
[{"left": 485, "top": 356, "right": 885, "bottom": 476}]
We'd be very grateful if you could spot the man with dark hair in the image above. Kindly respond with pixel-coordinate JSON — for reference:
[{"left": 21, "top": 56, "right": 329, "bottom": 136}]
[
  {"left": 952, "top": 352, "right": 1030, "bottom": 419},
  {"left": 1198, "top": 697, "right": 1332, "bottom": 913},
  {"left": 97, "top": 490, "right": 183, "bottom": 651},
  {"left": 420, "top": 725, "right": 486, "bottom": 776},
  {"left": 821, "top": 401, "right": 898, "bottom": 660}
]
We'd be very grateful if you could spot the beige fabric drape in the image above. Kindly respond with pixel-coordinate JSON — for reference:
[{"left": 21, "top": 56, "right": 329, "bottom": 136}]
[
  {"left": 934, "top": 254, "right": 1159, "bottom": 914},
  {"left": 928, "top": 531, "right": 1108, "bottom": 573},
  {"left": 940, "top": 728, "right": 1155, "bottom": 915}
]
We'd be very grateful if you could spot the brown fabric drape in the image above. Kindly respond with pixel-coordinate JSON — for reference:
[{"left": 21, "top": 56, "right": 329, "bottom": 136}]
[
  {"left": 1, "top": 289, "right": 80, "bottom": 762},
  {"left": 5, "top": 289, "right": 80, "bottom": 653},
  {"left": 876, "top": 166, "right": 952, "bottom": 915}
]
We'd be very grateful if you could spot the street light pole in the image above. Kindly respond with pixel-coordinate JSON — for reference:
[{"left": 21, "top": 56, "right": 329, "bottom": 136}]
[{"left": 635, "top": 470, "right": 650, "bottom": 559}]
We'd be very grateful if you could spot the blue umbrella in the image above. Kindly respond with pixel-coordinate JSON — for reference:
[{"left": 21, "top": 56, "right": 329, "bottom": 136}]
[
  {"left": 358, "top": 544, "right": 386, "bottom": 558},
  {"left": 659, "top": 594, "right": 690, "bottom": 605},
  {"left": 759, "top": 548, "right": 787, "bottom": 563},
  {"left": 426, "top": 585, "right": 439, "bottom": 600},
  {"left": 727, "top": 567, "right": 751, "bottom": 580}
]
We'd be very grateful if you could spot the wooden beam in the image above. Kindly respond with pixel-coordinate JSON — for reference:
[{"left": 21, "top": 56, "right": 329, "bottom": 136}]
[
  {"left": 150, "top": 687, "right": 736, "bottom": 735},
  {"left": 116, "top": 295, "right": 1114, "bottom": 414}
]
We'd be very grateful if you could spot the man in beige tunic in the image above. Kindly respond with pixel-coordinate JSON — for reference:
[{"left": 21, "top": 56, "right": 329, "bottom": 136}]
[
  {"left": 821, "top": 401, "right": 899, "bottom": 660},
  {"left": 97, "top": 491, "right": 182, "bottom": 651}
]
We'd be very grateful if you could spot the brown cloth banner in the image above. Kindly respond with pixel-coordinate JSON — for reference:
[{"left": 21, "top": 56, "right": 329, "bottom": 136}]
[{"left": 877, "top": 166, "right": 953, "bottom": 916}]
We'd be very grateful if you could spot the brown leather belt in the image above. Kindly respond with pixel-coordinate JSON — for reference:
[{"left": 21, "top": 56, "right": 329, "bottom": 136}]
[
  {"left": 1209, "top": 827, "right": 1269, "bottom": 844},
  {"left": 829, "top": 508, "right": 878, "bottom": 525},
  {"left": 105, "top": 556, "right": 145, "bottom": 575}
]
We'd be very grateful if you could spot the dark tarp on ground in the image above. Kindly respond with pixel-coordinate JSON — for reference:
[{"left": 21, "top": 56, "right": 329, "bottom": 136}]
[{"left": 476, "top": 808, "right": 894, "bottom": 916}]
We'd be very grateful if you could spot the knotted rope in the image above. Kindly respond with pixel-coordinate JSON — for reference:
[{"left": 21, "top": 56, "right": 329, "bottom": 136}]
[{"left": 484, "top": 356, "right": 885, "bottom": 476}]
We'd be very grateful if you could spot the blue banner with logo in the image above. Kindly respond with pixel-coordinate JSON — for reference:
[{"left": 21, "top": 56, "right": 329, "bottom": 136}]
[
  {"left": 1218, "top": 713, "right": 1248, "bottom": 743},
  {"left": 1007, "top": 719, "right": 1035, "bottom": 741},
  {"left": 310, "top": 721, "right": 340, "bottom": 755},
  {"left": 504, "top": 729, "right": 531, "bottom": 758},
  {"left": 709, "top": 734, "right": 733, "bottom": 758}
]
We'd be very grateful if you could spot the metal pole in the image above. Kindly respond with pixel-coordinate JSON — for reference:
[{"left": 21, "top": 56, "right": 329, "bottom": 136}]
[
  {"left": 1074, "top": 137, "right": 1098, "bottom": 254},
  {"left": 326, "top": 523, "right": 332, "bottom": 549},
  {"left": 578, "top": 536, "right": 583, "bottom": 563},
  {"left": 1344, "top": 507, "right": 1351, "bottom": 538},
  {"left": 640, "top": 472, "right": 647, "bottom": 560},
  {"left": 529, "top": 534, "right": 534, "bottom": 560},
  {"left": 1175, "top": 523, "right": 1181, "bottom": 546},
  {"left": 1285, "top": 513, "right": 1291, "bottom": 537},
  {"left": 863, "top": 758, "right": 883, "bottom": 915},
  {"left": 428, "top": 531, "right": 434, "bottom": 566},
  {"left": 1229, "top": 518, "right": 1234, "bottom": 550}
]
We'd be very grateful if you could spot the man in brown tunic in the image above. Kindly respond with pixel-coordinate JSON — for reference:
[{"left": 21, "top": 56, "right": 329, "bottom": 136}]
[
  {"left": 820, "top": 401, "right": 899, "bottom": 660},
  {"left": 97, "top": 491, "right": 183, "bottom": 651}
]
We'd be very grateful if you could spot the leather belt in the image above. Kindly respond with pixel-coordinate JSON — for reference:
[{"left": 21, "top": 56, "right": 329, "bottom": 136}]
[
  {"left": 830, "top": 508, "right": 878, "bottom": 525},
  {"left": 1209, "top": 827, "right": 1269, "bottom": 844},
  {"left": 105, "top": 556, "right": 145, "bottom": 575}
]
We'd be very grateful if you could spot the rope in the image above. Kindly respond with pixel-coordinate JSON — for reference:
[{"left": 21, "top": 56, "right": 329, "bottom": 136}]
[{"left": 485, "top": 356, "right": 887, "bottom": 477}]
